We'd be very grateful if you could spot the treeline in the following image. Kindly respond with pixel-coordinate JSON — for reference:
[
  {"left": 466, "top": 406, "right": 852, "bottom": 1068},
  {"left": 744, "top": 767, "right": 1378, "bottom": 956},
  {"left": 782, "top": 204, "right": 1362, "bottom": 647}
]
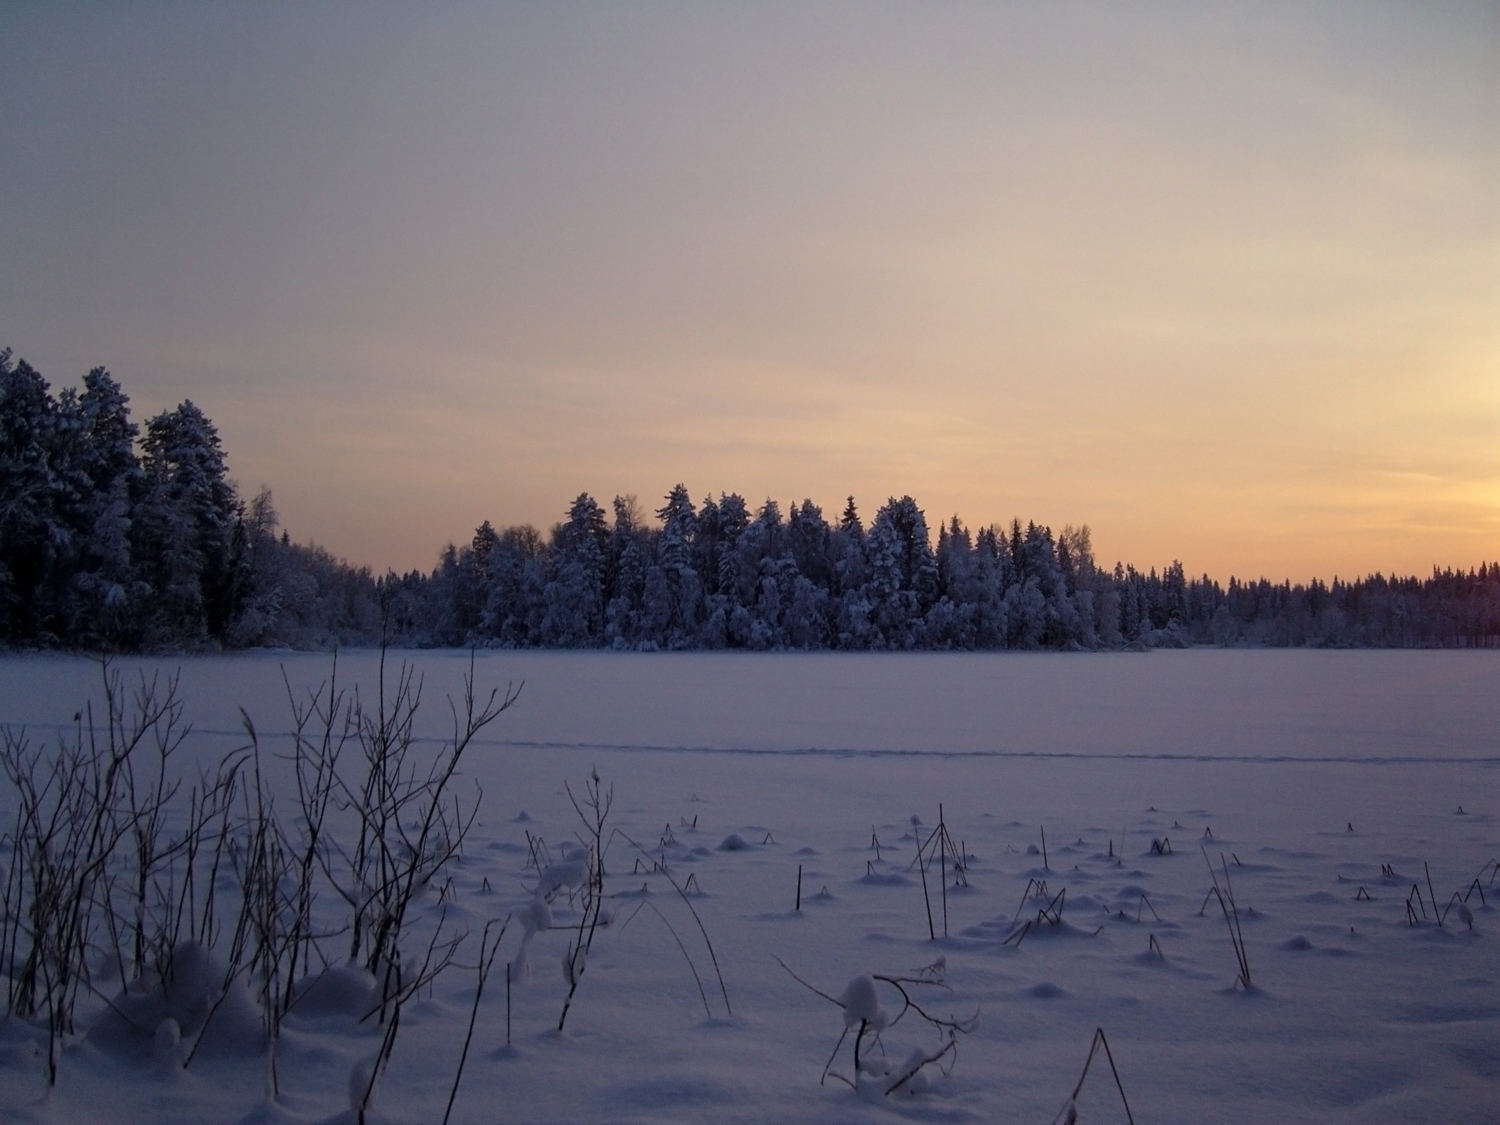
[
  {"left": 0, "top": 350, "right": 379, "bottom": 649},
  {"left": 381, "top": 493, "right": 1500, "bottom": 650},
  {"left": 3, "top": 352, "right": 1498, "bottom": 651}
]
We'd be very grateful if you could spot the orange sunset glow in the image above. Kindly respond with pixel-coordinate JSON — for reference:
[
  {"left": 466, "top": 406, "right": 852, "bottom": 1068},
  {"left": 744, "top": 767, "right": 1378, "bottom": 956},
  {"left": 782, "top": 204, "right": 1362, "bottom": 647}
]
[{"left": 3, "top": 3, "right": 1496, "bottom": 582}]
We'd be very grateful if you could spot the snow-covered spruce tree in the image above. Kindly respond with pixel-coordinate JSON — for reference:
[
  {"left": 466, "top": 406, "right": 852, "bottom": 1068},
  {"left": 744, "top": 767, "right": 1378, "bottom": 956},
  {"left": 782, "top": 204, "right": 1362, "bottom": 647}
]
[
  {"left": 970, "top": 525, "right": 1011, "bottom": 647},
  {"left": 0, "top": 358, "right": 154, "bottom": 646},
  {"left": 1151, "top": 560, "right": 1192, "bottom": 641},
  {"left": 656, "top": 482, "right": 696, "bottom": 538},
  {"left": 1020, "top": 521, "right": 1084, "bottom": 647},
  {"left": 927, "top": 517, "right": 979, "bottom": 649},
  {"left": 133, "top": 400, "right": 242, "bottom": 645},
  {"left": 0, "top": 351, "right": 75, "bottom": 642},
  {"left": 829, "top": 497, "right": 877, "bottom": 649},
  {"left": 1003, "top": 575, "right": 1047, "bottom": 648},
  {"left": 994, "top": 520, "right": 1074, "bottom": 648},
  {"left": 764, "top": 517, "right": 827, "bottom": 646},
  {"left": 450, "top": 523, "right": 498, "bottom": 640},
  {"left": 751, "top": 554, "right": 793, "bottom": 650},
  {"left": 787, "top": 499, "right": 833, "bottom": 591},
  {"left": 222, "top": 487, "right": 284, "bottom": 646},
  {"left": 1114, "top": 563, "right": 1148, "bottom": 643},
  {"left": 778, "top": 500, "right": 834, "bottom": 648},
  {"left": 692, "top": 494, "right": 725, "bottom": 596},
  {"left": 1056, "top": 523, "right": 1104, "bottom": 648},
  {"left": 372, "top": 567, "right": 428, "bottom": 643},
  {"left": 690, "top": 495, "right": 729, "bottom": 646},
  {"left": 715, "top": 491, "right": 750, "bottom": 564},
  {"left": 784, "top": 573, "right": 831, "bottom": 648},
  {"left": 603, "top": 495, "right": 648, "bottom": 648},
  {"left": 641, "top": 484, "right": 702, "bottom": 647},
  {"left": 474, "top": 523, "right": 546, "bottom": 646},
  {"left": 835, "top": 587, "right": 879, "bottom": 650},
  {"left": 541, "top": 493, "right": 609, "bottom": 646},
  {"left": 419, "top": 524, "right": 536, "bottom": 647},
  {"left": 697, "top": 492, "right": 750, "bottom": 646},
  {"left": 866, "top": 496, "right": 938, "bottom": 650},
  {"left": 738, "top": 500, "right": 799, "bottom": 649},
  {"left": 834, "top": 495, "right": 865, "bottom": 579},
  {"left": 424, "top": 542, "right": 479, "bottom": 646},
  {"left": 64, "top": 368, "right": 146, "bottom": 645},
  {"left": 723, "top": 497, "right": 769, "bottom": 609}
]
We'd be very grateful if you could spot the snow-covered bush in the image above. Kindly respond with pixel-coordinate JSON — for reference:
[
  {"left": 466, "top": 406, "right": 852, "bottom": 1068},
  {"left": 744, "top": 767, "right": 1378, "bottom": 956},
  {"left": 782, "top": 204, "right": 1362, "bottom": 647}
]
[
  {"left": 777, "top": 956, "right": 974, "bottom": 1096},
  {"left": 0, "top": 651, "right": 517, "bottom": 1110}
]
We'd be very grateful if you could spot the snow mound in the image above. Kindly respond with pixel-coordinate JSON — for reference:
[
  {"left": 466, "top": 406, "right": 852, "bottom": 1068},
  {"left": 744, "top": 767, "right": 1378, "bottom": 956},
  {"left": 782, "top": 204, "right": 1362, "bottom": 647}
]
[
  {"left": 89, "top": 941, "right": 265, "bottom": 1061},
  {"left": 288, "top": 965, "right": 377, "bottom": 1020},
  {"left": 535, "top": 859, "right": 586, "bottom": 897},
  {"left": 859, "top": 870, "right": 913, "bottom": 886}
]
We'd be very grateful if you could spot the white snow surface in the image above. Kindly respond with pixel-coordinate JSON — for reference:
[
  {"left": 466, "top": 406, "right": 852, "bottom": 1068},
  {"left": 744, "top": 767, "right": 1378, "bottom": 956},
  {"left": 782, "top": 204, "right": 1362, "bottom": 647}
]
[{"left": 0, "top": 649, "right": 1496, "bottom": 1123}]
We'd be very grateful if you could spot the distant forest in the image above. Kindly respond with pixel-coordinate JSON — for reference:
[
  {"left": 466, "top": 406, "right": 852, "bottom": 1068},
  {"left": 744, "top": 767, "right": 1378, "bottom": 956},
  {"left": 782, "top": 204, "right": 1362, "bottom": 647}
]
[{"left": 3, "top": 352, "right": 1498, "bottom": 652}]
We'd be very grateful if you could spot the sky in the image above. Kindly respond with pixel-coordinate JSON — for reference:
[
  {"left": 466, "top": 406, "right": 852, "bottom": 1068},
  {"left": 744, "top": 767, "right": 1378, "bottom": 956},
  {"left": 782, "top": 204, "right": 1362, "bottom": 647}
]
[{"left": 2, "top": 2, "right": 1496, "bottom": 583}]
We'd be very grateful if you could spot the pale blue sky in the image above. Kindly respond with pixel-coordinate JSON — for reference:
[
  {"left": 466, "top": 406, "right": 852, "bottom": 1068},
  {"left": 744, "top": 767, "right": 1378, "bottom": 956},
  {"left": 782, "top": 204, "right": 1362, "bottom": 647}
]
[{"left": 3, "top": 3, "right": 1496, "bottom": 579}]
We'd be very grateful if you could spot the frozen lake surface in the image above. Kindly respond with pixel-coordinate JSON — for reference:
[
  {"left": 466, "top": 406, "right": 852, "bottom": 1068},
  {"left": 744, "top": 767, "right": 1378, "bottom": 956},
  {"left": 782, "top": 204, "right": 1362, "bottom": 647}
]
[
  {"left": 5, "top": 648, "right": 1498, "bottom": 762},
  {"left": 0, "top": 650, "right": 1496, "bottom": 1123}
]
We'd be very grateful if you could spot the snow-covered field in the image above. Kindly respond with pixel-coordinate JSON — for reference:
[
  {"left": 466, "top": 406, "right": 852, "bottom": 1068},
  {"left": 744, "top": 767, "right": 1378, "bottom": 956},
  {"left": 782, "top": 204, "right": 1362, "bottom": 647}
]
[{"left": 1, "top": 649, "right": 1496, "bottom": 1124}]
